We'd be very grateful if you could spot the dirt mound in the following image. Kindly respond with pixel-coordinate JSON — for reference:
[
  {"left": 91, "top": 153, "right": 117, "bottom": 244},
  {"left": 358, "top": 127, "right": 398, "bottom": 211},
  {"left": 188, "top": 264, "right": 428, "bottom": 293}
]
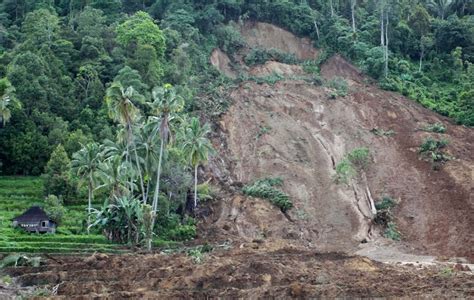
[
  {"left": 5, "top": 249, "right": 473, "bottom": 298},
  {"left": 321, "top": 54, "right": 366, "bottom": 83},
  {"left": 211, "top": 55, "right": 474, "bottom": 260},
  {"left": 249, "top": 61, "right": 305, "bottom": 77},
  {"left": 210, "top": 48, "right": 236, "bottom": 78},
  {"left": 240, "top": 22, "right": 318, "bottom": 60}
]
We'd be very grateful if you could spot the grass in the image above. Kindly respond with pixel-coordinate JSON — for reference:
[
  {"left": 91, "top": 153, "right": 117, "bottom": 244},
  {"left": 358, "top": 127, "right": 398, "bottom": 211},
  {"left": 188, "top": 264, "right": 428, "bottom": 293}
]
[{"left": 0, "top": 177, "right": 126, "bottom": 254}]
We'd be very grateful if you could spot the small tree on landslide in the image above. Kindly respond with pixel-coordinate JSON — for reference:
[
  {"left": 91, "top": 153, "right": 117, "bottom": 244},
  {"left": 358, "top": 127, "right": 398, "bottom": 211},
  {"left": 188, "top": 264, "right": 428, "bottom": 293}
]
[{"left": 43, "top": 144, "right": 72, "bottom": 199}]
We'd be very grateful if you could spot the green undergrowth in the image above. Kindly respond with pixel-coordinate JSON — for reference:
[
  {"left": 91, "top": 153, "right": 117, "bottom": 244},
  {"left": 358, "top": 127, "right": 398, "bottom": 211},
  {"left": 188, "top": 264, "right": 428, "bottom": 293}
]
[
  {"left": 0, "top": 177, "right": 130, "bottom": 254},
  {"left": 242, "top": 177, "right": 292, "bottom": 212},
  {"left": 334, "top": 147, "right": 371, "bottom": 184}
]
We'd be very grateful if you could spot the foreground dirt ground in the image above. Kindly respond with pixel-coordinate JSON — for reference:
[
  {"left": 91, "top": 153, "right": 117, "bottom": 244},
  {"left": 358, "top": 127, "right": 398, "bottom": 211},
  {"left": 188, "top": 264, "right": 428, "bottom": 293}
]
[{"left": 3, "top": 245, "right": 473, "bottom": 299}]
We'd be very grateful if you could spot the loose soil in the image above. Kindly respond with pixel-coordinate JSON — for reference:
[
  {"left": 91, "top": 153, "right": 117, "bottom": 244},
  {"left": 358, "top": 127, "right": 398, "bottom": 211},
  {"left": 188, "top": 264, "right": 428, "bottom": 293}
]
[{"left": 3, "top": 248, "right": 473, "bottom": 299}]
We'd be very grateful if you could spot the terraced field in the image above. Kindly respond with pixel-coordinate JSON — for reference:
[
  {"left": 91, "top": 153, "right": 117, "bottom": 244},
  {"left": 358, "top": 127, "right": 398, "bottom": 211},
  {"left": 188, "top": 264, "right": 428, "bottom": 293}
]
[{"left": 0, "top": 177, "right": 125, "bottom": 254}]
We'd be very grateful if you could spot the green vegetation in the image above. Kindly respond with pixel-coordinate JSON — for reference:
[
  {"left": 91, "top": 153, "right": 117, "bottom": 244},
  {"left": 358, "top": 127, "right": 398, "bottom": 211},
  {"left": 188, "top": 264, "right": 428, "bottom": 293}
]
[
  {"left": 384, "top": 221, "right": 402, "bottom": 241},
  {"left": 0, "top": 0, "right": 471, "bottom": 177},
  {"left": 0, "top": 177, "right": 125, "bottom": 254},
  {"left": 334, "top": 147, "right": 371, "bottom": 184},
  {"left": 243, "top": 177, "right": 292, "bottom": 212},
  {"left": 374, "top": 196, "right": 401, "bottom": 241},
  {"left": 419, "top": 137, "right": 451, "bottom": 169},
  {"left": 423, "top": 122, "right": 447, "bottom": 133},
  {"left": 326, "top": 76, "right": 349, "bottom": 98},
  {"left": 370, "top": 128, "right": 396, "bottom": 137},
  {"left": 244, "top": 48, "right": 299, "bottom": 66}
]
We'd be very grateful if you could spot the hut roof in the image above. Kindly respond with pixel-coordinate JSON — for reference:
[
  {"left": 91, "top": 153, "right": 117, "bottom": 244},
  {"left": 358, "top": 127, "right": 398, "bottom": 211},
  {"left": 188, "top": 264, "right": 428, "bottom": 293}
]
[{"left": 13, "top": 206, "right": 52, "bottom": 223}]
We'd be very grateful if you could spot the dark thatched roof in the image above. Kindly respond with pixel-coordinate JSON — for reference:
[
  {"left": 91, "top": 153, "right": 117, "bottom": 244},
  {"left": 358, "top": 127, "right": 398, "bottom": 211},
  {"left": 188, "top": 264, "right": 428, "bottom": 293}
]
[{"left": 13, "top": 206, "right": 52, "bottom": 223}]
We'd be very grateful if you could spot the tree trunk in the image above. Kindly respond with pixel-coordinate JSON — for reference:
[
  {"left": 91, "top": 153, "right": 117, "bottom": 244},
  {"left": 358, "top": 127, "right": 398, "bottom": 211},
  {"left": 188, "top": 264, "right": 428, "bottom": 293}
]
[
  {"left": 194, "top": 164, "right": 198, "bottom": 208},
  {"left": 380, "top": 6, "right": 384, "bottom": 47},
  {"left": 151, "top": 138, "right": 164, "bottom": 227},
  {"left": 330, "top": 0, "right": 334, "bottom": 17},
  {"left": 351, "top": 0, "right": 356, "bottom": 33},
  {"left": 133, "top": 145, "right": 146, "bottom": 203},
  {"left": 384, "top": 12, "right": 389, "bottom": 78},
  {"left": 313, "top": 20, "right": 320, "bottom": 40},
  {"left": 87, "top": 178, "right": 92, "bottom": 235},
  {"left": 419, "top": 52, "right": 423, "bottom": 72}
]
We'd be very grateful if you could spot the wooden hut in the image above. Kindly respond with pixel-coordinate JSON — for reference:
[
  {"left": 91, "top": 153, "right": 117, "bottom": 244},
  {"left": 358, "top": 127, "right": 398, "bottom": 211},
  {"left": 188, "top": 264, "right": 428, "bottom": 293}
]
[{"left": 12, "top": 206, "right": 57, "bottom": 234}]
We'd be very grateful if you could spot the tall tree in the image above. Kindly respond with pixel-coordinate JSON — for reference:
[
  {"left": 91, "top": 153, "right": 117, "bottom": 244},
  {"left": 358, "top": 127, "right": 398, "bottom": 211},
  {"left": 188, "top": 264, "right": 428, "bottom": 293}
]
[
  {"left": 427, "top": 0, "right": 453, "bottom": 19},
  {"left": 105, "top": 82, "right": 146, "bottom": 201},
  {"left": 180, "top": 117, "right": 214, "bottom": 208},
  {"left": 148, "top": 84, "right": 184, "bottom": 233},
  {"left": 71, "top": 142, "right": 102, "bottom": 234}
]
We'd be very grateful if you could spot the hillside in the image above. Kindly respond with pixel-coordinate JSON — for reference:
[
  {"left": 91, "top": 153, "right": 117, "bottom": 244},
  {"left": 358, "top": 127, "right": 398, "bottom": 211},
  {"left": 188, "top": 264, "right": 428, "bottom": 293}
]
[
  {"left": 0, "top": 1, "right": 473, "bottom": 298},
  {"left": 207, "top": 22, "right": 473, "bottom": 260},
  {"left": 2, "top": 21, "right": 473, "bottom": 299}
]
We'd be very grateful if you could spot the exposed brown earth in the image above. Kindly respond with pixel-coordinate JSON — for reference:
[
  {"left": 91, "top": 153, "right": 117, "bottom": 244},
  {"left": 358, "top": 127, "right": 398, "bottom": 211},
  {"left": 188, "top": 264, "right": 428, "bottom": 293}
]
[
  {"left": 3, "top": 248, "right": 473, "bottom": 299},
  {"left": 3, "top": 22, "right": 473, "bottom": 299},
  {"left": 240, "top": 21, "right": 318, "bottom": 60}
]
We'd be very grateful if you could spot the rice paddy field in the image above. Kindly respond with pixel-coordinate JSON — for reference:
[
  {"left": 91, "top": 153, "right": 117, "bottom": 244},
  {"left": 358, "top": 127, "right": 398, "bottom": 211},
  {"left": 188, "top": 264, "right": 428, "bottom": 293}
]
[{"left": 0, "top": 177, "right": 126, "bottom": 254}]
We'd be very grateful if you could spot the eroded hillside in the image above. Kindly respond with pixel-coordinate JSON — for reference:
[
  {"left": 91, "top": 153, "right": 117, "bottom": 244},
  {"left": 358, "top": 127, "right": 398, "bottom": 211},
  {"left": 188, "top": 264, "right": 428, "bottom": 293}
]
[
  {"left": 2, "top": 22, "right": 473, "bottom": 299},
  {"left": 209, "top": 22, "right": 474, "bottom": 260}
]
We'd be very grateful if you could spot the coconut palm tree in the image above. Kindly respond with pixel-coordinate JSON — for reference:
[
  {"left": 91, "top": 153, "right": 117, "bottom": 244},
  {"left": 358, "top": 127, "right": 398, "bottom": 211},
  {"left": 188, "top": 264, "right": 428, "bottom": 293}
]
[
  {"left": 180, "top": 117, "right": 214, "bottom": 208},
  {"left": 148, "top": 84, "right": 184, "bottom": 226},
  {"left": 427, "top": 0, "right": 453, "bottom": 19},
  {"left": 71, "top": 142, "right": 102, "bottom": 234},
  {"left": 105, "top": 82, "right": 146, "bottom": 201},
  {"left": 0, "top": 78, "right": 21, "bottom": 126}
]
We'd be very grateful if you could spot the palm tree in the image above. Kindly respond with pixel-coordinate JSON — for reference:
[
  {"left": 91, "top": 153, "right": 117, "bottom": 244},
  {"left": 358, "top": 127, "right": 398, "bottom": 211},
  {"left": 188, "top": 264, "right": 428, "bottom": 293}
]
[
  {"left": 98, "top": 139, "right": 137, "bottom": 198},
  {"left": 427, "top": 0, "right": 453, "bottom": 19},
  {"left": 0, "top": 78, "right": 21, "bottom": 126},
  {"left": 148, "top": 84, "right": 184, "bottom": 225},
  {"left": 105, "top": 82, "right": 146, "bottom": 201},
  {"left": 180, "top": 117, "right": 214, "bottom": 208},
  {"left": 137, "top": 118, "right": 161, "bottom": 203},
  {"left": 71, "top": 142, "right": 102, "bottom": 234}
]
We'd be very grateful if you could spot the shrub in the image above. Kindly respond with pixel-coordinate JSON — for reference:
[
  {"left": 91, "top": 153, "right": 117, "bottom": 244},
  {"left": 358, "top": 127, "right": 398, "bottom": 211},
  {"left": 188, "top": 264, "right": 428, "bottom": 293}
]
[
  {"left": 419, "top": 138, "right": 451, "bottom": 168},
  {"left": 334, "top": 159, "right": 356, "bottom": 184},
  {"left": 370, "top": 128, "right": 396, "bottom": 136},
  {"left": 334, "top": 148, "right": 371, "bottom": 184},
  {"left": 423, "top": 122, "right": 446, "bottom": 133},
  {"left": 326, "top": 76, "right": 348, "bottom": 98},
  {"left": 384, "top": 222, "right": 401, "bottom": 241},
  {"left": 347, "top": 147, "right": 370, "bottom": 170},
  {"left": 375, "top": 196, "right": 396, "bottom": 210},
  {"left": 215, "top": 22, "right": 245, "bottom": 55},
  {"left": 44, "top": 195, "right": 66, "bottom": 225},
  {"left": 242, "top": 177, "right": 292, "bottom": 212},
  {"left": 197, "top": 182, "right": 214, "bottom": 202},
  {"left": 167, "top": 225, "right": 196, "bottom": 241},
  {"left": 244, "top": 48, "right": 298, "bottom": 66}
]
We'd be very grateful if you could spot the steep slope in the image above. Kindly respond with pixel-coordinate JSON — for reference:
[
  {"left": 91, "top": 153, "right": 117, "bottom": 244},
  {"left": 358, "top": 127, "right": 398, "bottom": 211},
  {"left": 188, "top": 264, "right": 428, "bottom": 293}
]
[{"left": 209, "top": 23, "right": 473, "bottom": 260}]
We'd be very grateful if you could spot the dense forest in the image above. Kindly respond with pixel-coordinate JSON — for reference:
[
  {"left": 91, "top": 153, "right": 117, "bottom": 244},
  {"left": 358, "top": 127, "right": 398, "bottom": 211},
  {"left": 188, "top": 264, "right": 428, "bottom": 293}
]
[
  {"left": 0, "top": 0, "right": 472, "bottom": 246},
  {"left": 0, "top": 0, "right": 472, "bottom": 176}
]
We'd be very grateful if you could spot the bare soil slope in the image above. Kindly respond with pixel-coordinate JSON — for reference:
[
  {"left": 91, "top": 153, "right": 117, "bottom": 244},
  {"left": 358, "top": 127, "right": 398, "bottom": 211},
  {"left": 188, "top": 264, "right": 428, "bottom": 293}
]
[
  {"left": 208, "top": 23, "right": 473, "bottom": 260},
  {"left": 213, "top": 59, "right": 473, "bottom": 259}
]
